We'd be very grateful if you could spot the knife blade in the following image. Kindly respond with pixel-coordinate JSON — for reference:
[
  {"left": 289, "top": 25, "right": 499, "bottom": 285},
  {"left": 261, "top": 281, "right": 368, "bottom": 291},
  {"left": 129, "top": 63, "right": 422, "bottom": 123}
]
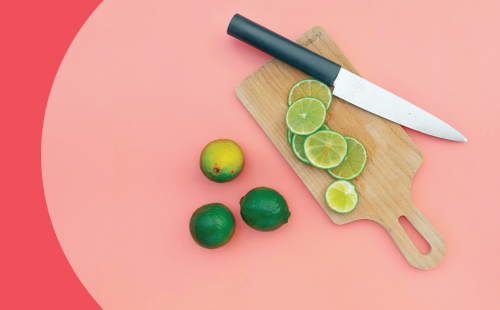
[{"left": 227, "top": 14, "right": 467, "bottom": 142}]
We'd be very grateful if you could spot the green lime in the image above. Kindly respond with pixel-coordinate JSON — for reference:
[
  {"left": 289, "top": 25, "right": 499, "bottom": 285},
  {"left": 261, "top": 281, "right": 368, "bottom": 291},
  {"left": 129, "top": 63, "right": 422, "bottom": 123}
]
[
  {"left": 328, "top": 137, "right": 367, "bottom": 180},
  {"left": 288, "top": 79, "right": 332, "bottom": 109},
  {"left": 321, "top": 123, "right": 331, "bottom": 130},
  {"left": 287, "top": 129, "right": 293, "bottom": 146},
  {"left": 239, "top": 187, "right": 291, "bottom": 232},
  {"left": 286, "top": 97, "right": 326, "bottom": 136},
  {"left": 291, "top": 134, "right": 311, "bottom": 164},
  {"left": 304, "top": 130, "right": 348, "bottom": 169},
  {"left": 189, "top": 203, "right": 236, "bottom": 249},
  {"left": 200, "top": 139, "right": 244, "bottom": 183},
  {"left": 325, "top": 180, "right": 358, "bottom": 213}
]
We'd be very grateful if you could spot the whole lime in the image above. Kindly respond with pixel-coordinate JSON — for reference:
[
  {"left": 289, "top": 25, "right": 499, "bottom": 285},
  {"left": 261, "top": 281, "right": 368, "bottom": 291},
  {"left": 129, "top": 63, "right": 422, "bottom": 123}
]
[
  {"left": 189, "top": 203, "right": 236, "bottom": 249},
  {"left": 200, "top": 139, "right": 245, "bottom": 183},
  {"left": 239, "top": 187, "right": 290, "bottom": 231}
]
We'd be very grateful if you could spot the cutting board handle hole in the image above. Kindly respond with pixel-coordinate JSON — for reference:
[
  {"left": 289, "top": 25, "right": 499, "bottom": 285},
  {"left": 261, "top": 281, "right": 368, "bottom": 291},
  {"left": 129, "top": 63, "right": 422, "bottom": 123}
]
[{"left": 398, "top": 216, "right": 431, "bottom": 255}]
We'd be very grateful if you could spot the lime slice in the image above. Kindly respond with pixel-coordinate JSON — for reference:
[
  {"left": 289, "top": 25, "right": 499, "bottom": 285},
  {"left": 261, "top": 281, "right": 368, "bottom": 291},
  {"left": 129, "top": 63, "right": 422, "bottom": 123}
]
[
  {"left": 328, "top": 137, "right": 367, "bottom": 180},
  {"left": 286, "top": 97, "right": 326, "bottom": 135},
  {"left": 325, "top": 180, "right": 358, "bottom": 213},
  {"left": 291, "top": 134, "right": 311, "bottom": 164},
  {"left": 290, "top": 126, "right": 333, "bottom": 164},
  {"left": 288, "top": 125, "right": 327, "bottom": 148},
  {"left": 304, "top": 130, "right": 348, "bottom": 169},
  {"left": 288, "top": 79, "right": 332, "bottom": 109}
]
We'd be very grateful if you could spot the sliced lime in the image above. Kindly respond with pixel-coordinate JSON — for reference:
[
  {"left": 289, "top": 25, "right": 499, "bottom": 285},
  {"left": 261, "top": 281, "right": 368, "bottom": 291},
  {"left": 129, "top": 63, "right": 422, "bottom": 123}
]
[
  {"left": 290, "top": 124, "right": 334, "bottom": 164},
  {"left": 286, "top": 97, "right": 326, "bottom": 136},
  {"left": 291, "top": 134, "right": 311, "bottom": 164},
  {"left": 288, "top": 126, "right": 327, "bottom": 149},
  {"left": 304, "top": 130, "right": 347, "bottom": 169},
  {"left": 325, "top": 180, "right": 358, "bottom": 213},
  {"left": 328, "top": 137, "right": 367, "bottom": 180},
  {"left": 288, "top": 79, "right": 332, "bottom": 109},
  {"left": 287, "top": 129, "right": 293, "bottom": 146}
]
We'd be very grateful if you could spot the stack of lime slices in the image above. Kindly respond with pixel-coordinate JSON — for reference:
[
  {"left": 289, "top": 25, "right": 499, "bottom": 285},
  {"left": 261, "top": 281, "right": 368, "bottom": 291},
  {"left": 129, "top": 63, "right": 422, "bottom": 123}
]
[{"left": 286, "top": 79, "right": 368, "bottom": 214}]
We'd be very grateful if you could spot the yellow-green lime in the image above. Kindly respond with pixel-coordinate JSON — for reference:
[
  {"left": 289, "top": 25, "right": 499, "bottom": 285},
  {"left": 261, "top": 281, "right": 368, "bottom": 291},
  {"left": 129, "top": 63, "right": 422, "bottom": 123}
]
[
  {"left": 328, "top": 137, "right": 367, "bottom": 180},
  {"left": 291, "top": 134, "right": 311, "bottom": 164},
  {"left": 325, "top": 180, "right": 359, "bottom": 213},
  {"left": 304, "top": 130, "right": 348, "bottom": 169},
  {"left": 286, "top": 97, "right": 326, "bottom": 135},
  {"left": 321, "top": 123, "right": 331, "bottom": 130},
  {"left": 200, "top": 139, "right": 244, "bottom": 183},
  {"left": 288, "top": 79, "right": 332, "bottom": 109},
  {"left": 287, "top": 129, "right": 293, "bottom": 146}
]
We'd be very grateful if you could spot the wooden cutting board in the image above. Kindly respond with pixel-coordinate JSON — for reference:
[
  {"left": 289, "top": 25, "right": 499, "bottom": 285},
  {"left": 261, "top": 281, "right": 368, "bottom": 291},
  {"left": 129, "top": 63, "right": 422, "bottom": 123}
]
[{"left": 235, "top": 26, "right": 446, "bottom": 269}]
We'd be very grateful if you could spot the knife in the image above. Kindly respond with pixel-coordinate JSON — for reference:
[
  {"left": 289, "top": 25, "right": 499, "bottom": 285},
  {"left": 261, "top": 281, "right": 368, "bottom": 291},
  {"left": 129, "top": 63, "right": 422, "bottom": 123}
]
[{"left": 227, "top": 14, "right": 467, "bottom": 142}]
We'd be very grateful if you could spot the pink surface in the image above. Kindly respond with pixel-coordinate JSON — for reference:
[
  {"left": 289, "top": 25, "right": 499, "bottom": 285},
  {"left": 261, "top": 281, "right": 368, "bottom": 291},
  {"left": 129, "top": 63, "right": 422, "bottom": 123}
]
[{"left": 42, "top": 0, "right": 500, "bottom": 309}]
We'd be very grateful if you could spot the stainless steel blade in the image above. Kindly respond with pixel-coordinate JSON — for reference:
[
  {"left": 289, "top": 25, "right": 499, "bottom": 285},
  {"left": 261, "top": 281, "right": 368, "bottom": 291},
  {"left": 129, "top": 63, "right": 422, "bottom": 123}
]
[{"left": 332, "top": 68, "right": 467, "bottom": 142}]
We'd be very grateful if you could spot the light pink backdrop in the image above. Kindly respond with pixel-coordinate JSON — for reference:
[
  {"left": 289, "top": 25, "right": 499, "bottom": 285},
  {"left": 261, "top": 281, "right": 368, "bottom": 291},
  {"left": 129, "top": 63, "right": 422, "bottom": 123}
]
[{"left": 42, "top": 0, "right": 500, "bottom": 309}]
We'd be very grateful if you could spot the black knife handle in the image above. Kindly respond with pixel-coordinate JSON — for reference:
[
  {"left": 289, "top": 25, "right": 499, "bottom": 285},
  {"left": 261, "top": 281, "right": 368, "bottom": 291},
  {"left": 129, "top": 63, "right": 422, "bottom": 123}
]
[{"left": 227, "top": 14, "right": 341, "bottom": 85}]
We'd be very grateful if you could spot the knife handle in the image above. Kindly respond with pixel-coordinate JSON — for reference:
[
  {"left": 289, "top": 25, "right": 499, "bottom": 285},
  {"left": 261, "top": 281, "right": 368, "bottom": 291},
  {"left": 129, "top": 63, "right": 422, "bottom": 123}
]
[{"left": 227, "top": 14, "right": 341, "bottom": 85}]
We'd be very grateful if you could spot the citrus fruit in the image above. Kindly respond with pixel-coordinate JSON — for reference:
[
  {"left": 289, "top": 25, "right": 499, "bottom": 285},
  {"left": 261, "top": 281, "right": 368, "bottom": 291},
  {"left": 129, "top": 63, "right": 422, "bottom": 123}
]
[
  {"left": 189, "top": 203, "right": 236, "bottom": 249},
  {"left": 200, "top": 139, "right": 244, "bottom": 183},
  {"left": 288, "top": 79, "right": 332, "bottom": 109},
  {"left": 325, "top": 180, "right": 359, "bottom": 213},
  {"left": 291, "top": 134, "right": 311, "bottom": 164},
  {"left": 290, "top": 124, "right": 331, "bottom": 164},
  {"left": 286, "top": 97, "right": 326, "bottom": 135},
  {"left": 304, "top": 130, "right": 348, "bottom": 169},
  {"left": 328, "top": 137, "right": 367, "bottom": 180},
  {"left": 287, "top": 129, "right": 293, "bottom": 146},
  {"left": 239, "top": 187, "right": 290, "bottom": 231}
]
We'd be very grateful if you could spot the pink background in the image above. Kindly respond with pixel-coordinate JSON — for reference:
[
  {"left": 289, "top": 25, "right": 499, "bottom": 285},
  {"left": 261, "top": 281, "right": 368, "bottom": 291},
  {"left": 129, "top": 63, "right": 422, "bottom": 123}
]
[
  {"left": 40, "top": 0, "right": 499, "bottom": 309},
  {"left": 1, "top": 1, "right": 102, "bottom": 309}
]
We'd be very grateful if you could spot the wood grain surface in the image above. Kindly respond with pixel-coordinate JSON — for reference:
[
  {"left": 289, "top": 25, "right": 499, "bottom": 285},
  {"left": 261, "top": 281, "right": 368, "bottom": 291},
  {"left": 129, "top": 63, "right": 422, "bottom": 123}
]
[{"left": 235, "top": 26, "right": 445, "bottom": 269}]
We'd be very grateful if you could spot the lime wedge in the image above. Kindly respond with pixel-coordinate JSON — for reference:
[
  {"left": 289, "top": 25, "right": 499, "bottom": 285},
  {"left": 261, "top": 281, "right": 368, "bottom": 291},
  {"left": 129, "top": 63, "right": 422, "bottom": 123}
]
[
  {"left": 321, "top": 123, "right": 331, "bottom": 130},
  {"left": 288, "top": 79, "right": 332, "bottom": 109},
  {"left": 286, "top": 97, "right": 326, "bottom": 135},
  {"left": 287, "top": 129, "right": 293, "bottom": 146},
  {"left": 291, "top": 134, "right": 311, "bottom": 164},
  {"left": 328, "top": 137, "right": 367, "bottom": 180},
  {"left": 304, "top": 130, "right": 347, "bottom": 169},
  {"left": 325, "top": 180, "right": 358, "bottom": 213}
]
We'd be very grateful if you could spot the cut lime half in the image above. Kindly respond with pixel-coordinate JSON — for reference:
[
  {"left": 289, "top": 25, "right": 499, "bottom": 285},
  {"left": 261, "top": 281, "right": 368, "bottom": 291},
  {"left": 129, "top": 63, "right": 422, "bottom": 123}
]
[
  {"left": 304, "top": 130, "right": 348, "bottom": 169},
  {"left": 325, "top": 180, "right": 359, "bottom": 213},
  {"left": 286, "top": 97, "right": 326, "bottom": 136},
  {"left": 291, "top": 134, "right": 311, "bottom": 164},
  {"left": 328, "top": 137, "right": 367, "bottom": 180},
  {"left": 288, "top": 79, "right": 332, "bottom": 109}
]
